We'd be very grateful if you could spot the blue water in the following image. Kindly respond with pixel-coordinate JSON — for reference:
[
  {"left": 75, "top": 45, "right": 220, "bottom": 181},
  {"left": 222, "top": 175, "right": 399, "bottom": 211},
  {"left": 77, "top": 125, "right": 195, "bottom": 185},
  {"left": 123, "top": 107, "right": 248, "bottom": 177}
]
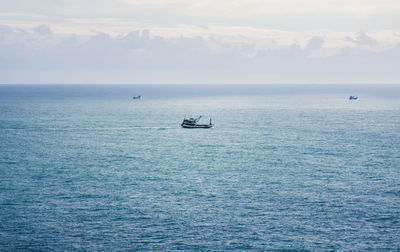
[{"left": 0, "top": 84, "right": 399, "bottom": 250}]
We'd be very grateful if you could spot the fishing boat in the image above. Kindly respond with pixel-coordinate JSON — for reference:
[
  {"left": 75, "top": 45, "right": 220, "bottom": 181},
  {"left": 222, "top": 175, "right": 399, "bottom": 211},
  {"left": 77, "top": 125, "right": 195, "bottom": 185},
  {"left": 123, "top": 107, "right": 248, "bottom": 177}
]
[
  {"left": 349, "top": 95, "right": 358, "bottom": 100},
  {"left": 181, "top": 115, "right": 213, "bottom": 128},
  {"left": 132, "top": 95, "right": 142, "bottom": 100}
]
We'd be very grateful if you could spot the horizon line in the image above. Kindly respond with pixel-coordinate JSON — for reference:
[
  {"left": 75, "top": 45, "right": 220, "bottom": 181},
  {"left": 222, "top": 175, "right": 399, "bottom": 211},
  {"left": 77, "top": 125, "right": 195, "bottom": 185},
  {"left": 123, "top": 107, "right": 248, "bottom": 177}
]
[{"left": 1, "top": 83, "right": 400, "bottom": 86}]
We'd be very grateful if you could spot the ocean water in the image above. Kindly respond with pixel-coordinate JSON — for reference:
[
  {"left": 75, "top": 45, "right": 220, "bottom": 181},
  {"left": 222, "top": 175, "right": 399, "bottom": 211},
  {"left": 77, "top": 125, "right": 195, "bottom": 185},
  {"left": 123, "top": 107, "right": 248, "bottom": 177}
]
[{"left": 0, "top": 84, "right": 399, "bottom": 251}]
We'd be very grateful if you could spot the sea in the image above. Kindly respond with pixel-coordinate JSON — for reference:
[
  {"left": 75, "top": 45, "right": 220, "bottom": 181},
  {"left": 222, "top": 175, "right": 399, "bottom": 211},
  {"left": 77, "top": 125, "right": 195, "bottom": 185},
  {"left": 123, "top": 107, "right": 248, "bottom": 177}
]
[{"left": 0, "top": 84, "right": 399, "bottom": 251}]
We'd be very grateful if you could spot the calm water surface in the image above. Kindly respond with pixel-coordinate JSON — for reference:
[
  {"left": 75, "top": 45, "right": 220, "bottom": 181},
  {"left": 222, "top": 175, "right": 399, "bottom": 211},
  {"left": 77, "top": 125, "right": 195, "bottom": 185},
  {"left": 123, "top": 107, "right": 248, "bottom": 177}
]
[{"left": 0, "top": 84, "right": 399, "bottom": 250}]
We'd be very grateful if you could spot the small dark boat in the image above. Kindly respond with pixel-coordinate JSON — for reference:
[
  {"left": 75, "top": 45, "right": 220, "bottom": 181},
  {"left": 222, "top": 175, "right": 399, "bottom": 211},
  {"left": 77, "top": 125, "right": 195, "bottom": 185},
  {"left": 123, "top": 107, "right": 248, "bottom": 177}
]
[
  {"left": 349, "top": 95, "right": 358, "bottom": 100},
  {"left": 133, "top": 95, "right": 142, "bottom": 100},
  {"left": 181, "top": 115, "right": 213, "bottom": 128}
]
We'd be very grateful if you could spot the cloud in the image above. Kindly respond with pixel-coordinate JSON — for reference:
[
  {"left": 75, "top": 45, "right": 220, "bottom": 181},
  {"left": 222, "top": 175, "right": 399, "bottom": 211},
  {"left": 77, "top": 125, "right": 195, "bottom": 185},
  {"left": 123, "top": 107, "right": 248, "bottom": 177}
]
[
  {"left": 120, "top": 0, "right": 400, "bottom": 17},
  {"left": 1, "top": 0, "right": 400, "bottom": 33},
  {"left": 345, "top": 31, "right": 378, "bottom": 46},
  {"left": 0, "top": 25, "right": 399, "bottom": 84},
  {"left": 0, "top": 1, "right": 399, "bottom": 84},
  {"left": 307, "top": 37, "right": 324, "bottom": 50},
  {"left": 33, "top": 24, "right": 52, "bottom": 35}
]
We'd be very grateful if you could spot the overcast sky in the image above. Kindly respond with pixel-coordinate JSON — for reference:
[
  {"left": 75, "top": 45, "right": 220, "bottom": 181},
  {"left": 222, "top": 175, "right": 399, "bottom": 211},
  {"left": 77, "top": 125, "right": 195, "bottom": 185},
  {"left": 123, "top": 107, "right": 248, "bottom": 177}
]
[{"left": 1, "top": 0, "right": 399, "bottom": 84}]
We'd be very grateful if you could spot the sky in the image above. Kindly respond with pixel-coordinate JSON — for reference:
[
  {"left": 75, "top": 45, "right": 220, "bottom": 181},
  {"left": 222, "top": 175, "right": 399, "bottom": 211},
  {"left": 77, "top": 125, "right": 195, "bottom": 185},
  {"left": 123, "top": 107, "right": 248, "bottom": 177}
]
[{"left": 0, "top": 0, "right": 399, "bottom": 84}]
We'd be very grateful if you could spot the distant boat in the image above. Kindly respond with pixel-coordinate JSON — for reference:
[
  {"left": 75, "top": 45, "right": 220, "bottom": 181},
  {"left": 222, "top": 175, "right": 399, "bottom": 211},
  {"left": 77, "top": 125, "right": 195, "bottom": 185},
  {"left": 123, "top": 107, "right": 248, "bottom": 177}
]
[
  {"left": 132, "top": 95, "right": 142, "bottom": 100},
  {"left": 349, "top": 95, "right": 358, "bottom": 100},
  {"left": 181, "top": 115, "right": 213, "bottom": 128}
]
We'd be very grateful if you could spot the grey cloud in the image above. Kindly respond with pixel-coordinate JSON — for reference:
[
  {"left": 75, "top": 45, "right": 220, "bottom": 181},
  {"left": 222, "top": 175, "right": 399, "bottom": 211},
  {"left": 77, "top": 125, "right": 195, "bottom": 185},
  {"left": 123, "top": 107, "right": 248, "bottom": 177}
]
[
  {"left": 307, "top": 36, "right": 324, "bottom": 50},
  {"left": 346, "top": 31, "right": 378, "bottom": 46},
  {"left": 33, "top": 24, "right": 53, "bottom": 35},
  {"left": 0, "top": 26, "right": 399, "bottom": 83}
]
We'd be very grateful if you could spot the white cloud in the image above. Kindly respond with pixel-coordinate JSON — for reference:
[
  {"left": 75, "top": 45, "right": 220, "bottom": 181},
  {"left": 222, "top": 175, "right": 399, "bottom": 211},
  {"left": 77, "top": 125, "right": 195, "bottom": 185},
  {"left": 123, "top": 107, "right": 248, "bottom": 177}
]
[
  {"left": 120, "top": 0, "right": 400, "bottom": 18},
  {"left": 0, "top": 0, "right": 399, "bottom": 83},
  {"left": 2, "top": 13, "right": 400, "bottom": 52},
  {"left": 1, "top": 0, "right": 400, "bottom": 31},
  {"left": 0, "top": 25, "right": 399, "bottom": 84}
]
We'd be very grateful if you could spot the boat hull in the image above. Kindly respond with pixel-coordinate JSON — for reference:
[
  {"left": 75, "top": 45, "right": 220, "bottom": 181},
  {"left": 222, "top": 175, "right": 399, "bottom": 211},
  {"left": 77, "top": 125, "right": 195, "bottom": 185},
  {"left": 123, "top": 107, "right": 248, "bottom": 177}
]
[{"left": 181, "top": 123, "right": 213, "bottom": 128}]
